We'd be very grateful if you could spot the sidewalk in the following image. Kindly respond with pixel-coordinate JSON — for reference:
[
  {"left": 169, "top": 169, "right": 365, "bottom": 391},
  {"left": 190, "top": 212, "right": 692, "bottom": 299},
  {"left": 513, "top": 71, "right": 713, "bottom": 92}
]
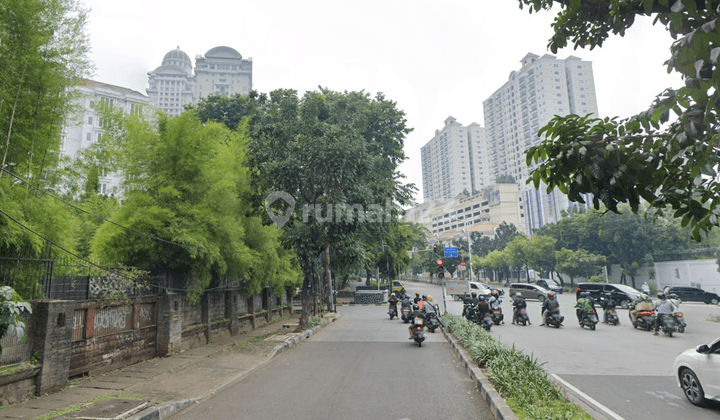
[{"left": 0, "top": 312, "right": 339, "bottom": 420}]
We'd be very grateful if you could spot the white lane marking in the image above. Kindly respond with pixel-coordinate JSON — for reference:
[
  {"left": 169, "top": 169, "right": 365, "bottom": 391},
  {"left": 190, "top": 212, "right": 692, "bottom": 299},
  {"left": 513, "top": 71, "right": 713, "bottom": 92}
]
[{"left": 551, "top": 373, "right": 626, "bottom": 420}]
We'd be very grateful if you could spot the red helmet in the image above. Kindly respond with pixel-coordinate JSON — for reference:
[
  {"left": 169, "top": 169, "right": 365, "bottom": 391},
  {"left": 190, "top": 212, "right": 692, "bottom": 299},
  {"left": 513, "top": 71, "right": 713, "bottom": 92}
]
[{"left": 547, "top": 292, "right": 555, "bottom": 298}]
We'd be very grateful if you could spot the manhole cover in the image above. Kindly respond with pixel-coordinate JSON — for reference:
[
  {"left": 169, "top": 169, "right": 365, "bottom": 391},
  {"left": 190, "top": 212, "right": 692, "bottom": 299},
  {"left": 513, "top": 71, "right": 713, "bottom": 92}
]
[{"left": 74, "top": 399, "right": 150, "bottom": 420}]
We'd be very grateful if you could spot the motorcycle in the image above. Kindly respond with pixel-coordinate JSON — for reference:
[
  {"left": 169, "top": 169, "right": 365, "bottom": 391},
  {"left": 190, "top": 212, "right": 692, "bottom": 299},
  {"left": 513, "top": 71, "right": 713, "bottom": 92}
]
[
  {"left": 657, "top": 314, "right": 677, "bottom": 337},
  {"left": 388, "top": 305, "right": 397, "bottom": 320},
  {"left": 605, "top": 308, "right": 619, "bottom": 326},
  {"left": 401, "top": 298, "right": 413, "bottom": 323},
  {"left": 425, "top": 312, "right": 440, "bottom": 333},
  {"left": 514, "top": 307, "right": 530, "bottom": 326},
  {"left": 630, "top": 309, "right": 656, "bottom": 331},
  {"left": 579, "top": 310, "right": 599, "bottom": 330},
  {"left": 544, "top": 311, "right": 564, "bottom": 328},
  {"left": 672, "top": 312, "right": 686, "bottom": 333},
  {"left": 412, "top": 314, "right": 426, "bottom": 347},
  {"left": 490, "top": 301, "right": 504, "bottom": 325},
  {"left": 480, "top": 312, "right": 494, "bottom": 331}
]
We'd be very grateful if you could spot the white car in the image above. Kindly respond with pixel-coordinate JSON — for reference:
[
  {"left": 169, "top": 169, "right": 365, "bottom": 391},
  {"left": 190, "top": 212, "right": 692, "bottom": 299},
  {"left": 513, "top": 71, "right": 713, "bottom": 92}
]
[{"left": 674, "top": 336, "right": 720, "bottom": 406}]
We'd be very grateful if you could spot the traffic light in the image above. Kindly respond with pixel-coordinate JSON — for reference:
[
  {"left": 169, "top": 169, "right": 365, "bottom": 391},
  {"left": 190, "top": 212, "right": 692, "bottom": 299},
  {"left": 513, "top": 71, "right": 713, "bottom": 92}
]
[
  {"left": 433, "top": 244, "right": 438, "bottom": 256},
  {"left": 437, "top": 259, "right": 444, "bottom": 279}
]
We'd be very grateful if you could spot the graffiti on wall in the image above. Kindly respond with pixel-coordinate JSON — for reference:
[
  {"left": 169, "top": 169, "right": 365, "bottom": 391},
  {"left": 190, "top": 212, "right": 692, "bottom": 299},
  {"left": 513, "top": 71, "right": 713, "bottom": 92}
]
[
  {"left": 94, "top": 306, "right": 132, "bottom": 331},
  {"left": 89, "top": 276, "right": 135, "bottom": 297}
]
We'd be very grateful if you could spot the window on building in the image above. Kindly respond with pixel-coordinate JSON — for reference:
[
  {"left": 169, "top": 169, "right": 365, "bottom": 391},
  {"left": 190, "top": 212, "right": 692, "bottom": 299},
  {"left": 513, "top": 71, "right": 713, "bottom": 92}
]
[
  {"left": 88, "top": 116, "right": 93, "bottom": 125},
  {"left": 86, "top": 132, "right": 91, "bottom": 141}
]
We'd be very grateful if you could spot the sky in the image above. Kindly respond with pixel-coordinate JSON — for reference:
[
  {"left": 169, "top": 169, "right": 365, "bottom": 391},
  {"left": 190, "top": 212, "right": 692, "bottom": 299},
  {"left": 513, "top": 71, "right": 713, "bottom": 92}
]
[{"left": 81, "top": 0, "right": 682, "bottom": 203}]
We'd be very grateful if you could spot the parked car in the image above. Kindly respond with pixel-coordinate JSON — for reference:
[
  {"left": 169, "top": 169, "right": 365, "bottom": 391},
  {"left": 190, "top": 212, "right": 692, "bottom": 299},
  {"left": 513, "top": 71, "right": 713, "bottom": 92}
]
[
  {"left": 509, "top": 283, "right": 550, "bottom": 303},
  {"left": 533, "top": 278, "right": 563, "bottom": 294},
  {"left": 674, "top": 336, "right": 720, "bottom": 406},
  {"left": 575, "top": 283, "right": 642, "bottom": 309},
  {"left": 667, "top": 286, "right": 720, "bottom": 305}
]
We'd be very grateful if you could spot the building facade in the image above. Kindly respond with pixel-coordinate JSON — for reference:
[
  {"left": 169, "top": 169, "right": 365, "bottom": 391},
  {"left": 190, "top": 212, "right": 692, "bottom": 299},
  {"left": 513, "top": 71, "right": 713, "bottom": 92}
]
[
  {"left": 147, "top": 46, "right": 252, "bottom": 116},
  {"left": 404, "top": 183, "right": 524, "bottom": 242},
  {"left": 420, "top": 117, "right": 490, "bottom": 202},
  {"left": 482, "top": 53, "right": 598, "bottom": 233},
  {"left": 60, "top": 80, "right": 151, "bottom": 195}
]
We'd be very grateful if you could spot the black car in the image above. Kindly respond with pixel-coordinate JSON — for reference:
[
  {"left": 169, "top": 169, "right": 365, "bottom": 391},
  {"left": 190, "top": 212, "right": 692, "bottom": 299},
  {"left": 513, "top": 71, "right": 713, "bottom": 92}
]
[
  {"left": 667, "top": 286, "right": 720, "bottom": 305},
  {"left": 575, "top": 283, "right": 642, "bottom": 309}
]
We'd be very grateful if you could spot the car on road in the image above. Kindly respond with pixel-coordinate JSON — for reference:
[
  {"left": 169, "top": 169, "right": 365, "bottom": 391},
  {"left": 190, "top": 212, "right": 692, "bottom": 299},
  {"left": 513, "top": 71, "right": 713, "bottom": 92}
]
[
  {"left": 674, "top": 336, "right": 720, "bottom": 406},
  {"left": 508, "top": 283, "right": 550, "bottom": 303},
  {"left": 666, "top": 286, "right": 720, "bottom": 305},
  {"left": 532, "top": 278, "right": 563, "bottom": 294},
  {"left": 575, "top": 282, "right": 642, "bottom": 309},
  {"left": 484, "top": 283, "right": 505, "bottom": 296},
  {"left": 469, "top": 281, "right": 492, "bottom": 297}
]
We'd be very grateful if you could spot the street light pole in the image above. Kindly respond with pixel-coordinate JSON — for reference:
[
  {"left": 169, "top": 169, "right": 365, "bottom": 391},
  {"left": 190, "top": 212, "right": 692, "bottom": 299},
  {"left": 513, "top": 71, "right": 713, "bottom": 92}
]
[{"left": 462, "top": 227, "right": 473, "bottom": 281}]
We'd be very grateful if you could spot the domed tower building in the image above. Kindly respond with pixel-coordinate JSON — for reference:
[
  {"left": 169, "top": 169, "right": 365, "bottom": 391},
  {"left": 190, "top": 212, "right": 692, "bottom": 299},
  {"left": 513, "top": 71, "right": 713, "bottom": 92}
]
[
  {"left": 194, "top": 46, "right": 252, "bottom": 99},
  {"left": 146, "top": 46, "right": 197, "bottom": 117}
]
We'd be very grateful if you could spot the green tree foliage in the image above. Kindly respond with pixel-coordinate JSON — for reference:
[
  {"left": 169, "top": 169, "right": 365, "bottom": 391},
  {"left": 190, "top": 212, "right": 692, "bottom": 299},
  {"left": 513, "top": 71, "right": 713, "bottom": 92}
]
[
  {"left": 520, "top": 0, "right": 720, "bottom": 239},
  {"left": 246, "top": 88, "right": 413, "bottom": 329},
  {"left": 493, "top": 221, "right": 523, "bottom": 251},
  {"left": 0, "top": 286, "right": 31, "bottom": 352},
  {"left": 526, "top": 234, "right": 557, "bottom": 278},
  {"left": 0, "top": 0, "right": 92, "bottom": 183},
  {"left": 91, "top": 111, "right": 300, "bottom": 301},
  {"left": 505, "top": 236, "right": 531, "bottom": 281},
  {"left": 555, "top": 248, "right": 606, "bottom": 287}
]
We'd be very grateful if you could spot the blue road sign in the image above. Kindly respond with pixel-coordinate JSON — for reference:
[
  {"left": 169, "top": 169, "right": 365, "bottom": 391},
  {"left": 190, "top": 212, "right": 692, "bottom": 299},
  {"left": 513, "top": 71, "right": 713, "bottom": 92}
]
[{"left": 444, "top": 247, "right": 458, "bottom": 258}]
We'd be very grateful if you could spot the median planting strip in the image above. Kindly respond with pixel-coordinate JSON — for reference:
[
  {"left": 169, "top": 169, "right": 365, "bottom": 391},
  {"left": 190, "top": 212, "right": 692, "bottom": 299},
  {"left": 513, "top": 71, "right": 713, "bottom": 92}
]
[{"left": 442, "top": 315, "right": 593, "bottom": 420}]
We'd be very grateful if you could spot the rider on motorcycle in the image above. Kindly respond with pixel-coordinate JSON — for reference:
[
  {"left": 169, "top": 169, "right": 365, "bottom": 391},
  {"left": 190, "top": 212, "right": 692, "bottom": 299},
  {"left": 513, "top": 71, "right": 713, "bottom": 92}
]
[
  {"left": 540, "top": 291, "right": 560, "bottom": 326},
  {"left": 476, "top": 295, "right": 490, "bottom": 319},
  {"left": 413, "top": 292, "right": 421, "bottom": 304},
  {"left": 653, "top": 293, "right": 675, "bottom": 336},
  {"left": 511, "top": 293, "right": 530, "bottom": 325},
  {"left": 488, "top": 290, "right": 501, "bottom": 306},
  {"left": 575, "top": 292, "right": 595, "bottom": 325},
  {"left": 408, "top": 303, "right": 424, "bottom": 339},
  {"left": 600, "top": 292, "right": 617, "bottom": 324},
  {"left": 388, "top": 292, "right": 399, "bottom": 317}
]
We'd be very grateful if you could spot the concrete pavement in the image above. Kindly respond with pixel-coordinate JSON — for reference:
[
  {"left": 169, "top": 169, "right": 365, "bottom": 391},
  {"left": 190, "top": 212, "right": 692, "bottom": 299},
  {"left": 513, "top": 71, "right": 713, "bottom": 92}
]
[{"left": 0, "top": 312, "right": 339, "bottom": 420}]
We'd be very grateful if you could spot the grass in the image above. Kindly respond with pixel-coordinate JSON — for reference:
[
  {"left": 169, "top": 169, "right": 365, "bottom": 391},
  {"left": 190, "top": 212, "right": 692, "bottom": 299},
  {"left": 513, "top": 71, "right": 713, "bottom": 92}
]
[
  {"left": 308, "top": 316, "right": 322, "bottom": 328},
  {"left": 229, "top": 333, "right": 276, "bottom": 351},
  {"left": 442, "top": 315, "right": 593, "bottom": 420}
]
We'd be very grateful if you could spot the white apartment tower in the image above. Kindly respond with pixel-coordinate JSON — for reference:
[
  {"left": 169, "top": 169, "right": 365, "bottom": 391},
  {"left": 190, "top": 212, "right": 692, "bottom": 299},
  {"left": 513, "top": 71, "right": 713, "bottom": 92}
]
[
  {"left": 421, "top": 117, "right": 490, "bottom": 202},
  {"left": 61, "top": 80, "right": 151, "bottom": 195},
  {"left": 147, "top": 46, "right": 252, "bottom": 116},
  {"left": 482, "top": 53, "right": 598, "bottom": 232}
]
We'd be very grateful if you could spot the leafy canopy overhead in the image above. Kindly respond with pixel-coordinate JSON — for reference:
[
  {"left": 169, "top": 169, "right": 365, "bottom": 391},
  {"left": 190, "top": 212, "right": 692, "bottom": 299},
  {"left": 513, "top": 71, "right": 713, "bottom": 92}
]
[{"left": 520, "top": 0, "right": 720, "bottom": 239}]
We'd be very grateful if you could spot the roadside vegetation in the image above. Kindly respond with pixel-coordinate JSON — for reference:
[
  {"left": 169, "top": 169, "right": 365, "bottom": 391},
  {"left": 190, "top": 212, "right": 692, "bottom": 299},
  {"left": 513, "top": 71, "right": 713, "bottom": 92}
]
[{"left": 442, "top": 314, "right": 592, "bottom": 420}]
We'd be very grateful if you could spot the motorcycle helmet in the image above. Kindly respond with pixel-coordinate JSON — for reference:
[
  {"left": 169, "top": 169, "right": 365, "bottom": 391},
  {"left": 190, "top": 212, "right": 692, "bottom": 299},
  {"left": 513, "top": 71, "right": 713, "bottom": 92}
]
[
  {"left": 657, "top": 293, "right": 666, "bottom": 300},
  {"left": 492, "top": 290, "right": 499, "bottom": 297},
  {"left": 547, "top": 292, "right": 554, "bottom": 299},
  {"left": 390, "top": 292, "right": 396, "bottom": 298},
  {"left": 514, "top": 293, "right": 522, "bottom": 298},
  {"left": 580, "top": 292, "right": 590, "bottom": 298},
  {"left": 412, "top": 304, "right": 419, "bottom": 310},
  {"left": 422, "top": 295, "right": 427, "bottom": 300},
  {"left": 471, "top": 292, "right": 477, "bottom": 298},
  {"left": 427, "top": 295, "right": 433, "bottom": 302},
  {"left": 415, "top": 292, "right": 420, "bottom": 297}
]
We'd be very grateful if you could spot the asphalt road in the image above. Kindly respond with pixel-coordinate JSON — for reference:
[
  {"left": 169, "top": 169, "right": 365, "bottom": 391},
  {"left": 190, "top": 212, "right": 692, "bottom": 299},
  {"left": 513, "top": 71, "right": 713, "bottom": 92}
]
[
  {"left": 404, "top": 280, "right": 720, "bottom": 420},
  {"left": 173, "top": 305, "right": 494, "bottom": 420}
]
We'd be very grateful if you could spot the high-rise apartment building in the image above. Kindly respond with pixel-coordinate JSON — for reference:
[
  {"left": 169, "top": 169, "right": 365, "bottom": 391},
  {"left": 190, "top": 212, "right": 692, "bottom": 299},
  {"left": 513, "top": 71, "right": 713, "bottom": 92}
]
[
  {"left": 420, "top": 117, "right": 490, "bottom": 202},
  {"left": 147, "top": 46, "right": 252, "bottom": 116},
  {"left": 482, "top": 53, "right": 597, "bottom": 232},
  {"left": 60, "top": 80, "right": 151, "bottom": 195}
]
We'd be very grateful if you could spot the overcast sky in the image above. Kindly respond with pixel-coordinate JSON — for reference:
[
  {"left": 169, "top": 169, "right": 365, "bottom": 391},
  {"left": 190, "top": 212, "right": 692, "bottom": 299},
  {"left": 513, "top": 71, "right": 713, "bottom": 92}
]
[{"left": 81, "top": 0, "right": 682, "bottom": 203}]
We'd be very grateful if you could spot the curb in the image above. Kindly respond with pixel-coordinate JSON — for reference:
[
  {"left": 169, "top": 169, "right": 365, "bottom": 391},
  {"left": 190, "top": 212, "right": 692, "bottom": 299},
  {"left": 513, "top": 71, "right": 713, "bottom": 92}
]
[
  {"left": 440, "top": 327, "right": 519, "bottom": 420},
  {"left": 127, "top": 314, "right": 340, "bottom": 420}
]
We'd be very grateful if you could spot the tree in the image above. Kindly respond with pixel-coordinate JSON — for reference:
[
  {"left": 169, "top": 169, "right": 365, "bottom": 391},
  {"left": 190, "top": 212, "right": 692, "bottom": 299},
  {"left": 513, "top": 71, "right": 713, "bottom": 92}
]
[
  {"left": 505, "top": 236, "right": 531, "bottom": 281},
  {"left": 91, "top": 110, "right": 300, "bottom": 301},
  {"left": 555, "top": 248, "right": 606, "bottom": 287},
  {"left": 493, "top": 221, "right": 522, "bottom": 251},
  {"left": 526, "top": 235, "right": 558, "bottom": 279},
  {"left": 521, "top": 0, "right": 720, "bottom": 239},
  {"left": 247, "top": 89, "right": 413, "bottom": 330}
]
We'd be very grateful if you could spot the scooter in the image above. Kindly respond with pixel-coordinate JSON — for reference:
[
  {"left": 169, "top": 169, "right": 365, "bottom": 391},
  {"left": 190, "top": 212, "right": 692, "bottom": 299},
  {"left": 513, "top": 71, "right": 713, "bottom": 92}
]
[
  {"left": 412, "top": 314, "right": 426, "bottom": 347},
  {"left": 544, "top": 311, "right": 564, "bottom": 328},
  {"left": 425, "top": 311, "right": 441, "bottom": 333},
  {"left": 579, "top": 310, "right": 599, "bottom": 330},
  {"left": 514, "top": 307, "right": 530, "bottom": 326},
  {"left": 401, "top": 298, "right": 413, "bottom": 323},
  {"left": 605, "top": 308, "right": 619, "bottom": 326},
  {"left": 491, "top": 301, "right": 504, "bottom": 325},
  {"left": 672, "top": 312, "right": 686, "bottom": 333},
  {"left": 631, "top": 309, "right": 656, "bottom": 331},
  {"left": 657, "top": 314, "right": 677, "bottom": 337},
  {"left": 388, "top": 305, "right": 397, "bottom": 320},
  {"left": 480, "top": 312, "right": 494, "bottom": 331}
]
